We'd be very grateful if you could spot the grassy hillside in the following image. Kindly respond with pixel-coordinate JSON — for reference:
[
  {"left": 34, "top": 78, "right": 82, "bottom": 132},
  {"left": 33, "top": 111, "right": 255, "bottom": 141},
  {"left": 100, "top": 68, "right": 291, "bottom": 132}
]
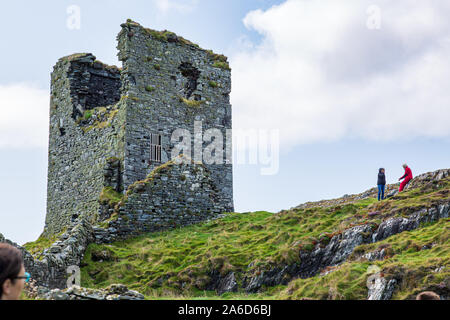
[
  {"left": 277, "top": 218, "right": 449, "bottom": 300},
  {"left": 79, "top": 175, "right": 450, "bottom": 299}
]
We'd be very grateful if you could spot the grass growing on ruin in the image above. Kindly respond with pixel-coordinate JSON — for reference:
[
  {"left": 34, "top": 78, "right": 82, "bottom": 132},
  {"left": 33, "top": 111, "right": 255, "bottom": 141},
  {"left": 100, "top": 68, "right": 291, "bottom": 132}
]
[
  {"left": 83, "top": 110, "right": 93, "bottom": 121},
  {"left": 179, "top": 96, "right": 204, "bottom": 107},
  {"left": 208, "top": 81, "right": 219, "bottom": 88},
  {"left": 145, "top": 85, "right": 155, "bottom": 92},
  {"left": 127, "top": 19, "right": 231, "bottom": 72},
  {"left": 99, "top": 187, "right": 124, "bottom": 207},
  {"left": 82, "top": 106, "right": 120, "bottom": 133},
  {"left": 23, "top": 229, "right": 67, "bottom": 259},
  {"left": 212, "top": 61, "right": 231, "bottom": 71},
  {"left": 80, "top": 176, "right": 449, "bottom": 299}
]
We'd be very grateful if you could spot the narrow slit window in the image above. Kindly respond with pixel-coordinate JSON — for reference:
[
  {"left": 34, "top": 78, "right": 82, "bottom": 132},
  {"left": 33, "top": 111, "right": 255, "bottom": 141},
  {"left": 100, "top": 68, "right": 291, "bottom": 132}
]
[{"left": 150, "top": 133, "right": 162, "bottom": 163}]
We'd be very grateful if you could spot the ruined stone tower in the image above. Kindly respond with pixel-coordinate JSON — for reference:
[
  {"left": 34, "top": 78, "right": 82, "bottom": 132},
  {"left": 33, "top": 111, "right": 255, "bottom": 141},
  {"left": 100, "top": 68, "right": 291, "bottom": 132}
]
[{"left": 45, "top": 20, "right": 233, "bottom": 239}]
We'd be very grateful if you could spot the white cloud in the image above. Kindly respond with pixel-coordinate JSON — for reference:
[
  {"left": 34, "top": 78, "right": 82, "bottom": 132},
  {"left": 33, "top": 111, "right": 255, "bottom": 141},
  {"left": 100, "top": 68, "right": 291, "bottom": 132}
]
[
  {"left": 0, "top": 83, "right": 49, "bottom": 149},
  {"left": 153, "top": 0, "right": 199, "bottom": 14},
  {"left": 230, "top": 0, "right": 450, "bottom": 151}
]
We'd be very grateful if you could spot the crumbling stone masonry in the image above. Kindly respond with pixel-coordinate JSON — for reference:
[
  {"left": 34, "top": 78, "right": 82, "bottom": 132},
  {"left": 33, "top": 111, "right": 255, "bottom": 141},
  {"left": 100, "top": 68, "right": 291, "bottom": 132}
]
[
  {"left": 93, "top": 155, "right": 226, "bottom": 242},
  {"left": 45, "top": 19, "right": 234, "bottom": 238}
]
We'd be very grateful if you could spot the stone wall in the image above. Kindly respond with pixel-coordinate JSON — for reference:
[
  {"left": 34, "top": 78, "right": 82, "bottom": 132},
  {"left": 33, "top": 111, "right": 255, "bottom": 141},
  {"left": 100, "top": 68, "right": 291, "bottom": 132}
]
[
  {"left": 1, "top": 215, "right": 93, "bottom": 289},
  {"left": 93, "top": 155, "right": 226, "bottom": 243},
  {"left": 45, "top": 53, "right": 126, "bottom": 235},
  {"left": 117, "top": 21, "right": 234, "bottom": 212}
]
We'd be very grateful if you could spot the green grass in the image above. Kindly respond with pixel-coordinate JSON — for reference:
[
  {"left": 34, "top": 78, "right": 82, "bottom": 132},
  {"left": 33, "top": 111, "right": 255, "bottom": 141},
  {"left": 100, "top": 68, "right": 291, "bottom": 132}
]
[
  {"left": 208, "top": 81, "right": 219, "bottom": 88},
  {"left": 145, "top": 85, "right": 155, "bottom": 92},
  {"left": 276, "top": 218, "right": 449, "bottom": 300},
  {"left": 81, "top": 105, "right": 120, "bottom": 133},
  {"left": 23, "top": 229, "right": 67, "bottom": 259},
  {"left": 212, "top": 61, "right": 231, "bottom": 71},
  {"left": 99, "top": 187, "right": 124, "bottom": 207},
  {"left": 78, "top": 201, "right": 380, "bottom": 296},
  {"left": 80, "top": 177, "right": 450, "bottom": 299},
  {"left": 179, "top": 96, "right": 204, "bottom": 107},
  {"left": 83, "top": 110, "right": 93, "bottom": 121}
]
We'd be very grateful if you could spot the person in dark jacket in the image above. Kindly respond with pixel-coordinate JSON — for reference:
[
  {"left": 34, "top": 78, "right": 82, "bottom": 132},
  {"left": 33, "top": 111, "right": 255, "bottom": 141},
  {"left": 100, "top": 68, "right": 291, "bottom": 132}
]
[{"left": 377, "top": 168, "right": 386, "bottom": 201}]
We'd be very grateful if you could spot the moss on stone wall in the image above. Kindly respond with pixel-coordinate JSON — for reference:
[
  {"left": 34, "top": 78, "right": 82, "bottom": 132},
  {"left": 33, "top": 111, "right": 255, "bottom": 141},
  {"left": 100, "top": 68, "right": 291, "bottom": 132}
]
[
  {"left": 59, "top": 53, "right": 92, "bottom": 62},
  {"left": 98, "top": 155, "right": 208, "bottom": 225},
  {"left": 99, "top": 187, "right": 124, "bottom": 207},
  {"left": 208, "top": 81, "right": 219, "bottom": 88},
  {"left": 145, "top": 85, "right": 155, "bottom": 92},
  {"left": 179, "top": 96, "right": 204, "bottom": 107},
  {"left": 125, "top": 157, "right": 184, "bottom": 197},
  {"left": 82, "top": 105, "right": 120, "bottom": 133},
  {"left": 126, "top": 19, "right": 230, "bottom": 70},
  {"left": 212, "top": 61, "right": 231, "bottom": 71},
  {"left": 23, "top": 228, "right": 67, "bottom": 259}
]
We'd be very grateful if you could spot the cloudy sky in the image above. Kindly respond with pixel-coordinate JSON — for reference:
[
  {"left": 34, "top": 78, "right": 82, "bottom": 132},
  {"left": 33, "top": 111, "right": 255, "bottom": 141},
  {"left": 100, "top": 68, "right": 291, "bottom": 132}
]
[{"left": 1, "top": 0, "right": 449, "bottom": 244}]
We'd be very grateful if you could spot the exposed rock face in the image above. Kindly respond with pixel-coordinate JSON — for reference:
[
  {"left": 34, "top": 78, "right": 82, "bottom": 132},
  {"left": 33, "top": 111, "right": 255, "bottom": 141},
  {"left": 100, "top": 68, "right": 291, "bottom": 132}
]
[
  {"left": 362, "top": 248, "right": 386, "bottom": 262},
  {"left": 295, "top": 224, "right": 374, "bottom": 278},
  {"left": 213, "top": 272, "right": 238, "bottom": 295},
  {"left": 367, "top": 278, "right": 397, "bottom": 300},
  {"left": 212, "top": 202, "right": 449, "bottom": 296},
  {"left": 375, "top": 205, "right": 449, "bottom": 242},
  {"left": 385, "top": 189, "right": 398, "bottom": 199},
  {"left": 406, "top": 168, "right": 450, "bottom": 190},
  {"left": 39, "top": 284, "right": 145, "bottom": 300}
]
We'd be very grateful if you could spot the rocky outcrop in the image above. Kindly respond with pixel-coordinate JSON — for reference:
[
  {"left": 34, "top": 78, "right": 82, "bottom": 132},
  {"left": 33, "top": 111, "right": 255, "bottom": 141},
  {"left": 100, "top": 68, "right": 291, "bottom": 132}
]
[
  {"left": 212, "top": 272, "right": 238, "bottom": 295},
  {"left": 293, "top": 168, "right": 450, "bottom": 210},
  {"left": 211, "top": 202, "right": 449, "bottom": 296},
  {"left": 367, "top": 278, "right": 397, "bottom": 300},
  {"left": 405, "top": 168, "right": 450, "bottom": 190},
  {"left": 38, "top": 284, "right": 145, "bottom": 300},
  {"left": 373, "top": 205, "right": 449, "bottom": 242},
  {"left": 362, "top": 248, "right": 387, "bottom": 261}
]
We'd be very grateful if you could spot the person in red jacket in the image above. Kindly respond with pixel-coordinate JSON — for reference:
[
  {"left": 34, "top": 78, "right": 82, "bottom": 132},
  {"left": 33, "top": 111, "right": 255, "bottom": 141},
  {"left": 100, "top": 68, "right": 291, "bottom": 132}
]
[{"left": 398, "top": 164, "right": 413, "bottom": 192}]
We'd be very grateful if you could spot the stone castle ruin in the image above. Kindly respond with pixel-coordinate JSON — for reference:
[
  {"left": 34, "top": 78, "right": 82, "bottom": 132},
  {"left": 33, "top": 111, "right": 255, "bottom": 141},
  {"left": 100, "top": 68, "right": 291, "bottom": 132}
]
[
  {"left": 0, "top": 20, "right": 234, "bottom": 289},
  {"left": 45, "top": 20, "right": 234, "bottom": 241}
]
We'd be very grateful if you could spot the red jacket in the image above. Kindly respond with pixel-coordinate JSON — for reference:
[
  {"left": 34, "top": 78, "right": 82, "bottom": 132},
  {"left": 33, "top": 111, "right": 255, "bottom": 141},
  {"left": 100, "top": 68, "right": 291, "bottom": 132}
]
[{"left": 400, "top": 166, "right": 413, "bottom": 181}]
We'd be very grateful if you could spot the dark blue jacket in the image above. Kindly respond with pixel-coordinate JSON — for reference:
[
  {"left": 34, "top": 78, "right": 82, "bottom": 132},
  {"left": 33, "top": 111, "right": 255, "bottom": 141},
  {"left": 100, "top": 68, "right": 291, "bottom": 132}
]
[{"left": 377, "top": 170, "right": 386, "bottom": 185}]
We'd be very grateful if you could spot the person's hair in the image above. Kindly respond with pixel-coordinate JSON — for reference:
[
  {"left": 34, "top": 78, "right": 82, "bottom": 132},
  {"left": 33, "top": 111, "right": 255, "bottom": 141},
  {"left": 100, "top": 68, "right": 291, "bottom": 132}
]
[
  {"left": 416, "top": 291, "right": 440, "bottom": 300},
  {"left": 403, "top": 163, "right": 407, "bottom": 167},
  {"left": 0, "top": 243, "right": 23, "bottom": 297}
]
